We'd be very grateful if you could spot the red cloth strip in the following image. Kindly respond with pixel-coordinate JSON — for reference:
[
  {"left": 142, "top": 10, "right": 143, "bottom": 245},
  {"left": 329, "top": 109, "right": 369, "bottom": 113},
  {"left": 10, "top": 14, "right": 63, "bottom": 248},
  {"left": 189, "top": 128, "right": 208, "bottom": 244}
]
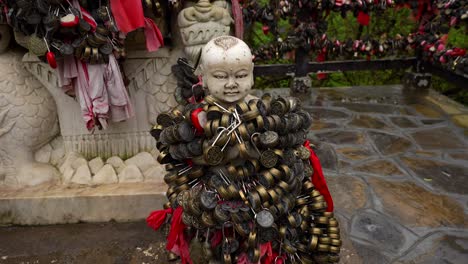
[
  {"left": 144, "top": 17, "right": 164, "bottom": 52},
  {"left": 304, "top": 140, "right": 334, "bottom": 212},
  {"left": 166, "top": 206, "right": 192, "bottom": 264},
  {"left": 146, "top": 207, "right": 173, "bottom": 231},
  {"left": 110, "top": 0, "right": 145, "bottom": 34}
]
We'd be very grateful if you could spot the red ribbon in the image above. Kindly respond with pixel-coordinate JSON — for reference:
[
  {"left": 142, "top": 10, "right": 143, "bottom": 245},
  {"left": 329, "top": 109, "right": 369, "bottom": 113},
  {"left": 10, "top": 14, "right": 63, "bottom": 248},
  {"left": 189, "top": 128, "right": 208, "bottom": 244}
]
[
  {"left": 304, "top": 140, "right": 334, "bottom": 212},
  {"left": 146, "top": 207, "right": 173, "bottom": 231},
  {"left": 166, "top": 206, "right": 192, "bottom": 264}
]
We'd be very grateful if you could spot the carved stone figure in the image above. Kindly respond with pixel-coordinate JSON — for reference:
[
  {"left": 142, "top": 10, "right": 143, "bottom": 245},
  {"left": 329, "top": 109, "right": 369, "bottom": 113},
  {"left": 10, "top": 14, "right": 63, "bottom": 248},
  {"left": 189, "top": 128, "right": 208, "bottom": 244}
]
[
  {"left": 0, "top": 51, "right": 60, "bottom": 186},
  {"left": 178, "top": 0, "right": 232, "bottom": 63}
]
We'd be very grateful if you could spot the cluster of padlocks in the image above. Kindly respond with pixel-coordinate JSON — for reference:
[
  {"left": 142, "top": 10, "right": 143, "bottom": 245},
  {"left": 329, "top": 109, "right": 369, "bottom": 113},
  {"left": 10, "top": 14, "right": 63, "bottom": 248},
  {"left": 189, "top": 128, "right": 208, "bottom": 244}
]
[
  {"left": 151, "top": 93, "right": 341, "bottom": 263},
  {"left": 0, "top": 0, "right": 131, "bottom": 66},
  {"left": 244, "top": 0, "right": 468, "bottom": 75}
]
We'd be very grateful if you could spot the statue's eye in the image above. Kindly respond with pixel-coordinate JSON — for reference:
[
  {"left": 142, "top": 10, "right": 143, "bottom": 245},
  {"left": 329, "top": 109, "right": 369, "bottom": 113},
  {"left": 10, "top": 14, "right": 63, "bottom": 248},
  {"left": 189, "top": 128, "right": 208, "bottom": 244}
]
[
  {"left": 213, "top": 74, "right": 227, "bottom": 79},
  {"left": 236, "top": 73, "right": 248, "bottom": 78}
]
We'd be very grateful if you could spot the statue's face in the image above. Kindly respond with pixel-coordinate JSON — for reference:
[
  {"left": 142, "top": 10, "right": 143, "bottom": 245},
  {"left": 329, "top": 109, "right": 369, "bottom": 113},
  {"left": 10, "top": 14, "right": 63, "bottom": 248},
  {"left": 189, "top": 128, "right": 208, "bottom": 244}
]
[{"left": 201, "top": 37, "right": 254, "bottom": 104}]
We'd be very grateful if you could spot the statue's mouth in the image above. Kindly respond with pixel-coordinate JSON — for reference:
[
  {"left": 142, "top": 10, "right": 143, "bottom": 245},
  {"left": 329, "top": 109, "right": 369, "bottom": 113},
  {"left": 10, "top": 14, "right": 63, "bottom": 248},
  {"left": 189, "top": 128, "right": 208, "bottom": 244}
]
[{"left": 224, "top": 91, "right": 239, "bottom": 96}]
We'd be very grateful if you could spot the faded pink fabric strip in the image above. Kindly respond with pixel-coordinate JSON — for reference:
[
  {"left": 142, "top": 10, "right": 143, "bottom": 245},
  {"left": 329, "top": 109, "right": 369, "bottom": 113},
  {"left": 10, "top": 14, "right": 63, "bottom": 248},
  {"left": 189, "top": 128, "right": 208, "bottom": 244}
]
[
  {"left": 231, "top": 0, "right": 244, "bottom": 39},
  {"left": 74, "top": 60, "right": 95, "bottom": 131},
  {"left": 106, "top": 54, "right": 135, "bottom": 122},
  {"left": 87, "top": 63, "right": 110, "bottom": 130}
]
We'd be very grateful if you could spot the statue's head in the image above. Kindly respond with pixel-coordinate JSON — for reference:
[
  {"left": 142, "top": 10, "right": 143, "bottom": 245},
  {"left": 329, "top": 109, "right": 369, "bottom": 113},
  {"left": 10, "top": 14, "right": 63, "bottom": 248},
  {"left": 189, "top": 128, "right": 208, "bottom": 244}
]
[{"left": 200, "top": 36, "right": 254, "bottom": 105}]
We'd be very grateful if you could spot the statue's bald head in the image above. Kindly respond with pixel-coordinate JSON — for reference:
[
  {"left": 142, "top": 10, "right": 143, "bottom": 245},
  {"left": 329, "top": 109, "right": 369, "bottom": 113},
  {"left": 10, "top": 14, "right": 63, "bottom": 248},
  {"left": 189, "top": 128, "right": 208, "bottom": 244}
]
[
  {"left": 200, "top": 36, "right": 253, "bottom": 68},
  {"left": 200, "top": 36, "right": 254, "bottom": 105}
]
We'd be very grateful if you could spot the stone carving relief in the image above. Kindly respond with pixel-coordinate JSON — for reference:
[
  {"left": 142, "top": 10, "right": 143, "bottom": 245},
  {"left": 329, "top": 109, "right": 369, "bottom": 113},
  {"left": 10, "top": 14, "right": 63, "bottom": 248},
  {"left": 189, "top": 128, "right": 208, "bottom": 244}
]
[
  {"left": 0, "top": 0, "right": 233, "bottom": 188},
  {"left": 0, "top": 51, "right": 60, "bottom": 186},
  {"left": 178, "top": 0, "right": 232, "bottom": 63}
]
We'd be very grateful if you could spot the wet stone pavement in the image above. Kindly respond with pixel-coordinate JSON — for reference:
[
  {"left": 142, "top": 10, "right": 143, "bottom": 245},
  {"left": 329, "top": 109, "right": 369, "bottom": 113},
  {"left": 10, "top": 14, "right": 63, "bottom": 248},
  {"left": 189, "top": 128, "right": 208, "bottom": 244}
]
[{"left": 1, "top": 85, "right": 467, "bottom": 264}]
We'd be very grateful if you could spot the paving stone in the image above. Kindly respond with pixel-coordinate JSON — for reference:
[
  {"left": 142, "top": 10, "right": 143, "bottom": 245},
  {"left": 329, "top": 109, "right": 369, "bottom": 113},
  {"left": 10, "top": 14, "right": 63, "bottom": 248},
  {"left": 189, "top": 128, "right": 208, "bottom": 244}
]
[
  {"left": 350, "top": 210, "right": 414, "bottom": 254},
  {"left": 394, "top": 232, "right": 468, "bottom": 264},
  {"left": 311, "top": 121, "right": 339, "bottom": 130},
  {"left": 350, "top": 241, "right": 390, "bottom": 264},
  {"left": 411, "top": 104, "right": 443, "bottom": 118},
  {"left": 421, "top": 119, "right": 445, "bottom": 125},
  {"left": 315, "top": 130, "right": 366, "bottom": 145},
  {"left": 349, "top": 115, "right": 389, "bottom": 129},
  {"left": 334, "top": 102, "right": 410, "bottom": 115},
  {"left": 318, "top": 85, "right": 405, "bottom": 105},
  {"left": 390, "top": 116, "right": 418, "bottom": 128},
  {"left": 304, "top": 107, "right": 350, "bottom": 120},
  {"left": 339, "top": 160, "right": 352, "bottom": 170},
  {"left": 327, "top": 176, "right": 367, "bottom": 216},
  {"left": 449, "top": 152, "right": 468, "bottom": 161},
  {"left": 368, "top": 131, "right": 413, "bottom": 155},
  {"left": 401, "top": 157, "right": 468, "bottom": 195},
  {"left": 452, "top": 115, "right": 468, "bottom": 129},
  {"left": 0, "top": 221, "right": 170, "bottom": 264},
  {"left": 368, "top": 178, "right": 466, "bottom": 228},
  {"left": 411, "top": 150, "right": 438, "bottom": 157},
  {"left": 410, "top": 127, "right": 467, "bottom": 150},
  {"left": 425, "top": 96, "right": 463, "bottom": 115},
  {"left": 354, "top": 160, "right": 404, "bottom": 176},
  {"left": 334, "top": 214, "right": 362, "bottom": 264},
  {"left": 336, "top": 147, "right": 374, "bottom": 161},
  {"left": 314, "top": 143, "right": 339, "bottom": 170}
]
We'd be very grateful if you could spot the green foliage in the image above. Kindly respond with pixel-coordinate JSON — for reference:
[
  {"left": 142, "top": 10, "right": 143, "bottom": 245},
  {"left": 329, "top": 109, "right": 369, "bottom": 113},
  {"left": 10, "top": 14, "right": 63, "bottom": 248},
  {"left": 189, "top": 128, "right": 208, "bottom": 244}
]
[{"left": 447, "top": 26, "right": 468, "bottom": 49}]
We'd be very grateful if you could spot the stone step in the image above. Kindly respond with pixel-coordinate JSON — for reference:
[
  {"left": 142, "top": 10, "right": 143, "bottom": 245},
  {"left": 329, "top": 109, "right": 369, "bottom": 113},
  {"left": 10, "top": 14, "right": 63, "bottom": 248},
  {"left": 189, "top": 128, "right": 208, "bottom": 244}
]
[{"left": 0, "top": 182, "right": 167, "bottom": 225}]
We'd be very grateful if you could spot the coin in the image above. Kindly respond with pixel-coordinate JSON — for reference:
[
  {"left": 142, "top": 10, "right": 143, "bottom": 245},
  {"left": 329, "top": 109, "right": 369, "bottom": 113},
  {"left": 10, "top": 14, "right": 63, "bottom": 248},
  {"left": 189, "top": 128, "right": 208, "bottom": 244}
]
[
  {"left": 259, "top": 131, "right": 279, "bottom": 148},
  {"left": 204, "top": 145, "right": 223, "bottom": 165},
  {"left": 256, "top": 209, "right": 274, "bottom": 228},
  {"left": 260, "top": 150, "right": 278, "bottom": 168}
]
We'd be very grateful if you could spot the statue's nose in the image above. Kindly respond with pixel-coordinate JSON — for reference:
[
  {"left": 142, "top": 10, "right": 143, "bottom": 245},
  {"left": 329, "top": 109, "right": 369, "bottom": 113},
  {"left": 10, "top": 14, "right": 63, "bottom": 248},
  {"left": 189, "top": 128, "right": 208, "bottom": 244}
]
[{"left": 225, "top": 77, "right": 237, "bottom": 89}]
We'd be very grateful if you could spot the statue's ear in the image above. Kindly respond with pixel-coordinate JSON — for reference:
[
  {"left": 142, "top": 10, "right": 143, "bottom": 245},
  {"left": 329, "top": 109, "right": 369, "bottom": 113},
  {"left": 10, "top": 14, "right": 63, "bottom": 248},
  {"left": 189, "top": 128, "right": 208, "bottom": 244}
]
[{"left": 250, "top": 62, "right": 255, "bottom": 82}]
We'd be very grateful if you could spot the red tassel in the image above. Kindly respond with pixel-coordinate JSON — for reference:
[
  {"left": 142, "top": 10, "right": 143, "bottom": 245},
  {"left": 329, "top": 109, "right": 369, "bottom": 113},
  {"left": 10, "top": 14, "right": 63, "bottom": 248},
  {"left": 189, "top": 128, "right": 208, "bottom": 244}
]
[
  {"left": 146, "top": 207, "right": 173, "bottom": 231},
  {"left": 304, "top": 140, "right": 334, "bottom": 212},
  {"left": 357, "top": 11, "right": 370, "bottom": 26}
]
